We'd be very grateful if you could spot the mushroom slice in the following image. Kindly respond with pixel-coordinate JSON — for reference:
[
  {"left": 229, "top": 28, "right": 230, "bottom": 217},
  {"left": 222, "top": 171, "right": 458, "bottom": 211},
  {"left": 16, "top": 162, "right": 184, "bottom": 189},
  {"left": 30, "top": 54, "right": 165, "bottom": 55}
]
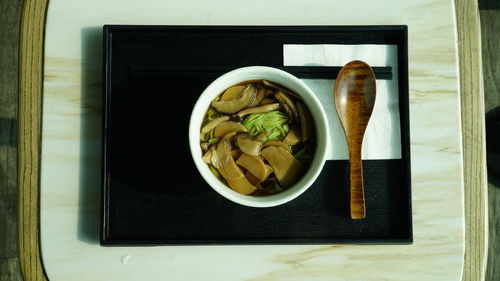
[
  {"left": 208, "top": 165, "right": 223, "bottom": 180},
  {"left": 247, "top": 165, "right": 272, "bottom": 184},
  {"left": 211, "top": 146, "right": 221, "bottom": 168},
  {"left": 235, "top": 103, "right": 280, "bottom": 118},
  {"left": 213, "top": 121, "right": 247, "bottom": 138},
  {"left": 211, "top": 132, "right": 253, "bottom": 195},
  {"left": 226, "top": 176, "right": 257, "bottom": 195},
  {"left": 202, "top": 146, "right": 215, "bottom": 164},
  {"left": 254, "top": 130, "right": 270, "bottom": 142},
  {"left": 236, "top": 154, "right": 268, "bottom": 182},
  {"left": 281, "top": 103, "right": 294, "bottom": 123},
  {"left": 262, "top": 140, "right": 292, "bottom": 153},
  {"left": 296, "top": 102, "right": 312, "bottom": 142},
  {"left": 249, "top": 85, "right": 267, "bottom": 107},
  {"left": 231, "top": 148, "right": 242, "bottom": 159},
  {"left": 221, "top": 85, "right": 246, "bottom": 101},
  {"left": 212, "top": 132, "right": 233, "bottom": 169},
  {"left": 275, "top": 91, "right": 298, "bottom": 120},
  {"left": 233, "top": 132, "right": 252, "bottom": 146},
  {"left": 235, "top": 135, "right": 262, "bottom": 156},
  {"left": 213, "top": 132, "right": 242, "bottom": 180},
  {"left": 260, "top": 98, "right": 275, "bottom": 105},
  {"left": 201, "top": 115, "right": 230, "bottom": 134},
  {"left": 211, "top": 84, "right": 256, "bottom": 114},
  {"left": 282, "top": 125, "right": 301, "bottom": 145},
  {"left": 261, "top": 146, "right": 302, "bottom": 188},
  {"left": 262, "top": 80, "right": 302, "bottom": 100},
  {"left": 265, "top": 164, "right": 274, "bottom": 176},
  {"left": 200, "top": 142, "right": 209, "bottom": 152},
  {"left": 245, "top": 171, "right": 262, "bottom": 186}
]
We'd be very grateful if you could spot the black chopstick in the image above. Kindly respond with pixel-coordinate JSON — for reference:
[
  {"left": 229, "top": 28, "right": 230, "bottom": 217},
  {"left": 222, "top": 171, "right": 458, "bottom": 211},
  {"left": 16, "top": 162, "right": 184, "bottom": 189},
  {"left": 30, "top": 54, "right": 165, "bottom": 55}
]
[{"left": 129, "top": 65, "right": 392, "bottom": 80}]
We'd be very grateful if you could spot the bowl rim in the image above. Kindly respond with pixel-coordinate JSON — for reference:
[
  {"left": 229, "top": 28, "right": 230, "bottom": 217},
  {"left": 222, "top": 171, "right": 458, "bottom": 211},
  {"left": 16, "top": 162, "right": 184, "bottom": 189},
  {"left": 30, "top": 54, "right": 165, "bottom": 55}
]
[{"left": 189, "top": 66, "right": 329, "bottom": 207}]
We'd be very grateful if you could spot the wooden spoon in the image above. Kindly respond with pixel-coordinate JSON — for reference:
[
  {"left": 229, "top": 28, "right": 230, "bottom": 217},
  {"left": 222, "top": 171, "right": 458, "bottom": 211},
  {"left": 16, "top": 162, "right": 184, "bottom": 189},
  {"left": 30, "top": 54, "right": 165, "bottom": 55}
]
[{"left": 334, "top": 60, "right": 376, "bottom": 219}]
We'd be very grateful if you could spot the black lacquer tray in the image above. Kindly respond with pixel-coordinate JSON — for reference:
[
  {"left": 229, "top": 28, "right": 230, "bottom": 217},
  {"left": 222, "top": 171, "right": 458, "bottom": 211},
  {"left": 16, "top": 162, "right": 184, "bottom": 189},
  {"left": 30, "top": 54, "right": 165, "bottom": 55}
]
[{"left": 101, "top": 25, "right": 411, "bottom": 245}]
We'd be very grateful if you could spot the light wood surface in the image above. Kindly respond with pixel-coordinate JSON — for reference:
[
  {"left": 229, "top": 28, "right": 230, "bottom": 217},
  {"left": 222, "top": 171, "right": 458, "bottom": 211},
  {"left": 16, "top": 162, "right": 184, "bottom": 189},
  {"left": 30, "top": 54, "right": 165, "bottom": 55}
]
[
  {"left": 455, "top": 0, "right": 489, "bottom": 280},
  {"left": 13, "top": 0, "right": 487, "bottom": 280},
  {"left": 18, "top": 0, "right": 49, "bottom": 280}
]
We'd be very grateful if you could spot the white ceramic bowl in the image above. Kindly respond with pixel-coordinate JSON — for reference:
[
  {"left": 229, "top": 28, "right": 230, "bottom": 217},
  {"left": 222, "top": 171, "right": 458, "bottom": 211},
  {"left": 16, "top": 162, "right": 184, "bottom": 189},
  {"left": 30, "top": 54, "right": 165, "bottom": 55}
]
[{"left": 189, "top": 66, "right": 329, "bottom": 207}]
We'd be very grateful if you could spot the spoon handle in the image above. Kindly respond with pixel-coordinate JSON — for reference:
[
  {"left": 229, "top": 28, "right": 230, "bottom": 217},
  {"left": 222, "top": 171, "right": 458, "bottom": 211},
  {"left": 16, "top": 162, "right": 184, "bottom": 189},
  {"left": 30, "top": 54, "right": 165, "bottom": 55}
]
[{"left": 349, "top": 150, "right": 366, "bottom": 219}]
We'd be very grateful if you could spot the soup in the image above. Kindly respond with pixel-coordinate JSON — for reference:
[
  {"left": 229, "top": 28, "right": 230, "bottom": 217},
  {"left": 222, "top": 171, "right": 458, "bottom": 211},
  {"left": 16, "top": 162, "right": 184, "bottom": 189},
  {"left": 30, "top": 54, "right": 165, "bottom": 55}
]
[{"left": 199, "top": 80, "right": 316, "bottom": 196}]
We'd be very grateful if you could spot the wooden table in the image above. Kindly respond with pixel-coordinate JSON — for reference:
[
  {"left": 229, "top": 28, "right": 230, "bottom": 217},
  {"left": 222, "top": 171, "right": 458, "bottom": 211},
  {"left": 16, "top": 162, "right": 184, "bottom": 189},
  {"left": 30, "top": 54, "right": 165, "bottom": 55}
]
[{"left": 13, "top": 0, "right": 487, "bottom": 280}]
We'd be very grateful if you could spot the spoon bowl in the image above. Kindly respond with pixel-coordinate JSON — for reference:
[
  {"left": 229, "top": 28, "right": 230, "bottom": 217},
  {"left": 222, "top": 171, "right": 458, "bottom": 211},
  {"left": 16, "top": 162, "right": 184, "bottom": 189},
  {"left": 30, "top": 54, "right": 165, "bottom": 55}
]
[{"left": 334, "top": 60, "right": 376, "bottom": 219}]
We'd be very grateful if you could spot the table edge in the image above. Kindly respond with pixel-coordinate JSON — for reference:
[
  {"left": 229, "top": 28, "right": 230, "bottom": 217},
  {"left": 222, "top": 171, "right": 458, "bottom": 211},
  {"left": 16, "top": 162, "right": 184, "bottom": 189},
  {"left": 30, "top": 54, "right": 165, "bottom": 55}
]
[
  {"left": 18, "top": 0, "right": 49, "bottom": 280},
  {"left": 454, "top": 0, "right": 489, "bottom": 280}
]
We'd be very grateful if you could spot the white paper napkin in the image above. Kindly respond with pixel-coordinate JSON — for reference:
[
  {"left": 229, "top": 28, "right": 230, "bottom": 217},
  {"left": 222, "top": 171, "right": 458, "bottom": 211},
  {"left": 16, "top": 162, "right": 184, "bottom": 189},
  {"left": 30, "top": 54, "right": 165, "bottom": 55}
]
[{"left": 283, "top": 44, "right": 401, "bottom": 160}]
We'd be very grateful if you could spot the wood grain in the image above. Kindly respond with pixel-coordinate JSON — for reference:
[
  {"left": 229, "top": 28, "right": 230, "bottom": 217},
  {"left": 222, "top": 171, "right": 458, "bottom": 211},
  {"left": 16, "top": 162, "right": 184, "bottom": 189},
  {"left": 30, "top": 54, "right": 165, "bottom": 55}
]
[
  {"left": 334, "top": 61, "right": 376, "bottom": 219},
  {"left": 455, "top": 0, "right": 489, "bottom": 281},
  {"left": 18, "top": 0, "right": 49, "bottom": 280}
]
